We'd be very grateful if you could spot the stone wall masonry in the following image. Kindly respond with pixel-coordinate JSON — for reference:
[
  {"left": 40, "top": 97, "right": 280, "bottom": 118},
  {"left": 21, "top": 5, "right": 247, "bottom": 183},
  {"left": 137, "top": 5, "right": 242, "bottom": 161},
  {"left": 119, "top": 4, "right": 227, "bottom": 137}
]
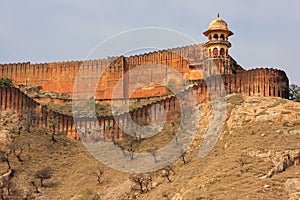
[
  {"left": 0, "top": 49, "right": 289, "bottom": 102},
  {"left": 0, "top": 86, "right": 188, "bottom": 140},
  {"left": 0, "top": 44, "right": 206, "bottom": 100},
  {"left": 0, "top": 65, "right": 290, "bottom": 141},
  {"left": 233, "top": 68, "right": 289, "bottom": 98},
  {"left": 189, "top": 68, "right": 289, "bottom": 100}
]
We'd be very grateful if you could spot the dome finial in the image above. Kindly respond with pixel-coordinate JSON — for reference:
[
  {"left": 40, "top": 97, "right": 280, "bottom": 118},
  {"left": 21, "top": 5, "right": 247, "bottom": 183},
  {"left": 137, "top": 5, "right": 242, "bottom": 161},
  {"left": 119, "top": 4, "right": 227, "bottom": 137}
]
[{"left": 217, "top": 13, "right": 220, "bottom": 18}]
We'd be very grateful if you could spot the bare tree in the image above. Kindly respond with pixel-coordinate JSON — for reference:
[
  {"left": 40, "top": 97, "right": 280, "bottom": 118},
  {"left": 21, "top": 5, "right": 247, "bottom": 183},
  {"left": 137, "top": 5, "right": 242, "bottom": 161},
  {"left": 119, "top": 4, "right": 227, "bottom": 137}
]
[
  {"left": 129, "top": 174, "right": 152, "bottom": 194},
  {"left": 0, "top": 150, "right": 11, "bottom": 170},
  {"left": 10, "top": 123, "right": 22, "bottom": 138},
  {"left": 114, "top": 141, "right": 127, "bottom": 157},
  {"left": 49, "top": 116, "right": 57, "bottom": 143},
  {"left": 150, "top": 149, "right": 158, "bottom": 163},
  {"left": 30, "top": 180, "right": 40, "bottom": 194},
  {"left": 172, "top": 130, "right": 178, "bottom": 145},
  {"left": 128, "top": 142, "right": 135, "bottom": 160},
  {"left": 24, "top": 110, "right": 38, "bottom": 133},
  {"left": 171, "top": 122, "right": 175, "bottom": 127},
  {"left": 145, "top": 175, "right": 152, "bottom": 192},
  {"left": 33, "top": 167, "right": 53, "bottom": 187},
  {"left": 91, "top": 167, "right": 104, "bottom": 185},
  {"left": 8, "top": 143, "right": 23, "bottom": 162},
  {"left": 17, "top": 125, "right": 22, "bottom": 136},
  {"left": 119, "top": 144, "right": 127, "bottom": 157},
  {"left": 180, "top": 149, "right": 187, "bottom": 165},
  {"left": 0, "top": 182, "right": 4, "bottom": 200},
  {"left": 130, "top": 174, "right": 143, "bottom": 193},
  {"left": 162, "top": 166, "right": 175, "bottom": 183},
  {"left": 162, "top": 191, "right": 170, "bottom": 200},
  {"left": 1, "top": 177, "right": 13, "bottom": 197}
]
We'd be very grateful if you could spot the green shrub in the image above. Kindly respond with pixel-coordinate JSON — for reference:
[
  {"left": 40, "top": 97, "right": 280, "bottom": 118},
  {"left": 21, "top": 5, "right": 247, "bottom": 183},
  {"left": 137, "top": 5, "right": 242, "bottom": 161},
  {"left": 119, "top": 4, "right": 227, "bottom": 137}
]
[
  {"left": 0, "top": 78, "right": 13, "bottom": 87},
  {"left": 289, "top": 84, "right": 300, "bottom": 102}
]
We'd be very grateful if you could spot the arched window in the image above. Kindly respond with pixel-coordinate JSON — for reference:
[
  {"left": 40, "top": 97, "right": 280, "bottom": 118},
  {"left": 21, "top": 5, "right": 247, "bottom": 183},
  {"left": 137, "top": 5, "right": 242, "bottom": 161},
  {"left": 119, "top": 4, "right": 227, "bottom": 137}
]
[
  {"left": 213, "top": 34, "right": 218, "bottom": 40},
  {"left": 220, "top": 34, "right": 225, "bottom": 41},
  {"left": 220, "top": 48, "right": 225, "bottom": 57},
  {"left": 213, "top": 48, "right": 218, "bottom": 57}
]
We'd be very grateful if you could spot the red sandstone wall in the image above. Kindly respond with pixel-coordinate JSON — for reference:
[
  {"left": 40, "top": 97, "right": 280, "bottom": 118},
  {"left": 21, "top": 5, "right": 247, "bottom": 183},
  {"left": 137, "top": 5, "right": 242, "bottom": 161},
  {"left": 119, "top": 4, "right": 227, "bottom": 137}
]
[
  {"left": 0, "top": 86, "right": 187, "bottom": 140},
  {"left": 0, "top": 42, "right": 289, "bottom": 102},
  {"left": 233, "top": 68, "right": 289, "bottom": 98},
  {"left": 189, "top": 68, "right": 289, "bottom": 100},
  {"left": 0, "top": 66, "right": 289, "bottom": 141},
  {"left": 0, "top": 44, "right": 205, "bottom": 99}
]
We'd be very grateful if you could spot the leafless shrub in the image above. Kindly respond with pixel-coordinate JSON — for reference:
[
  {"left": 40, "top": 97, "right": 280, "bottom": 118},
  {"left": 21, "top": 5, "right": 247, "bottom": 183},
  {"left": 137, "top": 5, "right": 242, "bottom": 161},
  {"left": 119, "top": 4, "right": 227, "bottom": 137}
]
[
  {"left": 32, "top": 167, "right": 53, "bottom": 187},
  {"left": 0, "top": 177, "right": 13, "bottom": 198},
  {"left": 49, "top": 116, "right": 57, "bottom": 143},
  {"left": 0, "top": 150, "right": 11, "bottom": 170},
  {"left": 91, "top": 167, "right": 104, "bottom": 185},
  {"left": 150, "top": 149, "right": 158, "bottom": 163},
  {"left": 30, "top": 180, "right": 40, "bottom": 194},
  {"left": 180, "top": 149, "right": 187, "bottom": 165},
  {"left": 23, "top": 111, "right": 38, "bottom": 133},
  {"left": 129, "top": 174, "right": 152, "bottom": 194},
  {"left": 8, "top": 143, "right": 23, "bottom": 162},
  {"left": 162, "top": 165, "right": 175, "bottom": 183},
  {"left": 162, "top": 191, "right": 170, "bottom": 200},
  {"left": 128, "top": 140, "right": 138, "bottom": 160},
  {"left": 172, "top": 130, "right": 178, "bottom": 145}
]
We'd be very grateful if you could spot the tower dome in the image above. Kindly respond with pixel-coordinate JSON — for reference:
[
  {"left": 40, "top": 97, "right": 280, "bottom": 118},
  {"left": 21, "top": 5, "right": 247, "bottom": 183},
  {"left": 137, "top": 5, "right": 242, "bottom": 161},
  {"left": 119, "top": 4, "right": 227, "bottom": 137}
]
[
  {"left": 203, "top": 15, "right": 234, "bottom": 58},
  {"left": 203, "top": 15, "right": 233, "bottom": 36}
]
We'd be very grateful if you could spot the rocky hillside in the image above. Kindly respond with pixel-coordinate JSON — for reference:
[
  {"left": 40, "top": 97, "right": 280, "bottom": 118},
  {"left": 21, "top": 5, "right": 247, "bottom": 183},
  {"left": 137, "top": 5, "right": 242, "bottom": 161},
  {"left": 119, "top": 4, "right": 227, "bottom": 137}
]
[
  {"left": 139, "top": 95, "right": 300, "bottom": 200},
  {"left": 0, "top": 94, "right": 299, "bottom": 200}
]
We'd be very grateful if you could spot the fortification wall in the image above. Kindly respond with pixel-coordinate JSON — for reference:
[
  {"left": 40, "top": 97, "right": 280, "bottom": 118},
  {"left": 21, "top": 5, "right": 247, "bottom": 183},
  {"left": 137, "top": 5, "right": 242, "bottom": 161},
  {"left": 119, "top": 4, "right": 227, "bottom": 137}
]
[
  {"left": 190, "top": 68, "right": 289, "bottom": 100},
  {"left": 0, "top": 86, "right": 190, "bottom": 141},
  {"left": 234, "top": 68, "right": 289, "bottom": 98},
  {"left": 0, "top": 67, "right": 289, "bottom": 140},
  {"left": 0, "top": 44, "right": 205, "bottom": 99}
]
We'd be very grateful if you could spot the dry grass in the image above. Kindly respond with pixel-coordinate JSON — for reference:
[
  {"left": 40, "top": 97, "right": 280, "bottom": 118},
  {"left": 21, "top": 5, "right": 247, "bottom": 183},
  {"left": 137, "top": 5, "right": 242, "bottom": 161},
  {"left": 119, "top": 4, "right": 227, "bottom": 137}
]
[{"left": 1, "top": 95, "right": 300, "bottom": 199}]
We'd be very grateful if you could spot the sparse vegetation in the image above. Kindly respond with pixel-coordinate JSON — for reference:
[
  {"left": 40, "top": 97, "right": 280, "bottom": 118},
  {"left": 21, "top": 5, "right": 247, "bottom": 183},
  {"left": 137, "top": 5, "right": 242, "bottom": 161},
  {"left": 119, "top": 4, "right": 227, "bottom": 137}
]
[
  {"left": 0, "top": 177, "right": 13, "bottom": 198},
  {"left": 289, "top": 84, "right": 300, "bottom": 102},
  {"left": 150, "top": 149, "right": 158, "bottom": 163},
  {"left": 49, "top": 115, "right": 57, "bottom": 143},
  {"left": 161, "top": 166, "right": 175, "bottom": 183},
  {"left": 91, "top": 167, "right": 104, "bottom": 185},
  {"left": 129, "top": 173, "right": 153, "bottom": 194},
  {"left": 0, "top": 150, "right": 11, "bottom": 170},
  {"left": 180, "top": 149, "right": 187, "bottom": 165},
  {"left": 0, "top": 78, "right": 13, "bottom": 87},
  {"left": 32, "top": 167, "right": 54, "bottom": 187},
  {"left": 0, "top": 94, "right": 298, "bottom": 199},
  {"left": 80, "top": 188, "right": 101, "bottom": 200},
  {"left": 8, "top": 143, "right": 23, "bottom": 162}
]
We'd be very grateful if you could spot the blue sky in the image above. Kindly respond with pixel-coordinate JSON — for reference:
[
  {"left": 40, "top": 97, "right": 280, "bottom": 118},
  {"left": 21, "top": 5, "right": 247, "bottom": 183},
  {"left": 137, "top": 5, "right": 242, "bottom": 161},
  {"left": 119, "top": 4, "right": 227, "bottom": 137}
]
[{"left": 0, "top": 0, "right": 299, "bottom": 85}]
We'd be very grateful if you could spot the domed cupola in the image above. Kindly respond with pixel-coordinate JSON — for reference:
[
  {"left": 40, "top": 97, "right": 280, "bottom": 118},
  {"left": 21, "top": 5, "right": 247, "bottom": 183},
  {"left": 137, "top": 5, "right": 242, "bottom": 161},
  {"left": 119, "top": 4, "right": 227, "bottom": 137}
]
[{"left": 203, "top": 14, "right": 234, "bottom": 58}]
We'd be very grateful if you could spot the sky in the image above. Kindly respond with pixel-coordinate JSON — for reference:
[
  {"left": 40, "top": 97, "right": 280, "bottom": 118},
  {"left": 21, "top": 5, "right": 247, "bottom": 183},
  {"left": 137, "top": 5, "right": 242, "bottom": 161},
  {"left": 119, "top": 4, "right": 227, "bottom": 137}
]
[{"left": 0, "top": 0, "right": 299, "bottom": 85}]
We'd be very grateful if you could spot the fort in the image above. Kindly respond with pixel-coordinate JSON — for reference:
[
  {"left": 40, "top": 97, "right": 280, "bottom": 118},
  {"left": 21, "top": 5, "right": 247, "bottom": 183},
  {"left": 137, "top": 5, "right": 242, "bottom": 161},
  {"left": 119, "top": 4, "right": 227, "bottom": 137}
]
[{"left": 0, "top": 16, "right": 289, "bottom": 140}]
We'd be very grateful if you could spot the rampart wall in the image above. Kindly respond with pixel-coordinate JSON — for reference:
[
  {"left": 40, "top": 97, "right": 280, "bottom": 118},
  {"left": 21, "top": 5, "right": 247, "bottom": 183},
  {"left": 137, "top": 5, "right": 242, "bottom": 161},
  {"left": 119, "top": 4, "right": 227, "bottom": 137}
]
[
  {"left": 0, "top": 44, "right": 204, "bottom": 99},
  {"left": 0, "top": 67, "right": 289, "bottom": 140}
]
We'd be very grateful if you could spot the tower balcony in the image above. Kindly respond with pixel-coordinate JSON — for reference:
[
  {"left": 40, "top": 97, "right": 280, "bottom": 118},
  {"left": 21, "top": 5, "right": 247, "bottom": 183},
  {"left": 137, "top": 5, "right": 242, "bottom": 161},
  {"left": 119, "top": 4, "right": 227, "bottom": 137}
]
[{"left": 205, "top": 40, "right": 231, "bottom": 47}]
